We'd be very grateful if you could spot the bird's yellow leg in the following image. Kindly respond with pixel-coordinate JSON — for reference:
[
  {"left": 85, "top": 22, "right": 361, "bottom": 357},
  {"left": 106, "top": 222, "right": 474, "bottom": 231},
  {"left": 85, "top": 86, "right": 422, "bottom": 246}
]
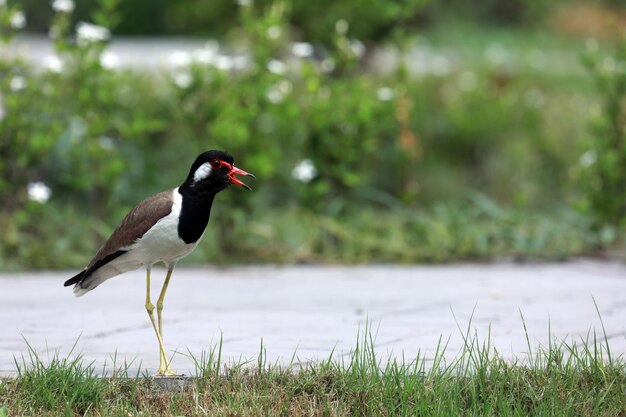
[
  {"left": 156, "top": 265, "right": 178, "bottom": 376},
  {"left": 145, "top": 268, "right": 170, "bottom": 376}
]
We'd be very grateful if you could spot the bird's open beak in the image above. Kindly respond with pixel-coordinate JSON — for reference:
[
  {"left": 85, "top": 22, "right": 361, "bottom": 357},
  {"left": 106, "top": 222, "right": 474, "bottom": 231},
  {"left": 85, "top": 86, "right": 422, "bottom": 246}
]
[{"left": 228, "top": 165, "right": 255, "bottom": 190}]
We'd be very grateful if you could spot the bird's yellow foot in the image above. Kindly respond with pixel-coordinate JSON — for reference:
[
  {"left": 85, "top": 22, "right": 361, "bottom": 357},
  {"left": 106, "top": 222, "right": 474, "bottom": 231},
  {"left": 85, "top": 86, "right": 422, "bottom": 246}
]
[{"left": 155, "top": 368, "right": 183, "bottom": 377}]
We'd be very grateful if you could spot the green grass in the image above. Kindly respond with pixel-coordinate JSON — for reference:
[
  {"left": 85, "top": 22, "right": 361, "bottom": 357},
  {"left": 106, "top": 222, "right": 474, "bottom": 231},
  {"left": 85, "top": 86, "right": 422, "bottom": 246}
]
[
  {"left": 11, "top": 340, "right": 107, "bottom": 415},
  {"left": 2, "top": 320, "right": 625, "bottom": 416}
]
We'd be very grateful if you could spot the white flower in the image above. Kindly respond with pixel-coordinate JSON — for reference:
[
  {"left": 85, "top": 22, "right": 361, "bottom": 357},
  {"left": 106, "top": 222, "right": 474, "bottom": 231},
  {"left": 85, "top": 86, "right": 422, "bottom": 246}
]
[
  {"left": 27, "top": 182, "right": 52, "bottom": 203},
  {"left": 192, "top": 42, "right": 218, "bottom": 65},
  {"left": 291, "top": 42, "right": 314, "bottom": 58},
  {"left": 52, "top": 0, "right": 74, "bottom": 13},
  {"left": 579, "top": 151, "right": 596, "bottom": 168},
  {"left": 169, "top": 50, "right": 191, "bottom": 67},
  {"left": 205, "top": 40, "right": 219, "bottom": 52},
  {"left": 10, "top": 11, "right": 26, "bottom": 29},
  {"left": 292, "top": 159, "right": 317, "bottom": 183},
  {"left": 320, "top": 57, "right": 335, "bottom": 73},
  {"left": 266, "top": 25, "right": 282, "bottom": 40},
  {"left": 76, "top": 22, "right": 110, "bottom": 44},
  {"left": 9, "top": 76, "right": 26, "bottom": 91},
  {"left": 44, "top": 55, "right": 64, "bottom": 73},
  {"left": 192, "top": 49, "right": 215, "bottom": 65},
  {"left": 100, "top": 51, "right": 119, "bottom": 69},
  {"left": 266, "top": 88, "right": 283, "bottom": 104},
  {"left": 215, "top": 55, "right": 234, "bottom": 71},
  {"left": 173, "top": 72, "right": 192, "bottom": 88},
  {"left": 376, "top": 87, "right": 394, "bottom": 101},
  {"left": 349, "top": 40, "right": 365, "bottom": 58},
  {"left": 267, "top": 59, "right": 287, "bottom": 75},
  {"left": 602, "top": 57, "right": 616, "bottom": 73},
  {"left": 236, "top": 0, "right": 252, "bottom": 6},
  {"left": 266, "top": 80, "right": 292, "bottom": 104},
  {"left": 98, "top": 136, "right": 115, "bottom": 150}
]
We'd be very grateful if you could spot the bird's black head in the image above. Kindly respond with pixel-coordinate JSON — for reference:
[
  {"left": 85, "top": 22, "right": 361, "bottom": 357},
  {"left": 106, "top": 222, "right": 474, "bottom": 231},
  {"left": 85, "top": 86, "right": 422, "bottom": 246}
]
[{"left": 182, "top": 150, "right": 255, "bottom": 193}]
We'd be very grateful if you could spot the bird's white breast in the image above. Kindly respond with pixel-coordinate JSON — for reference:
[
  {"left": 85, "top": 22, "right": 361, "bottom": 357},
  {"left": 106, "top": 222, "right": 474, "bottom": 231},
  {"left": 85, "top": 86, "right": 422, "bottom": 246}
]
[{"left": 129, "top": 188, "right": 201, "bottom": 267}]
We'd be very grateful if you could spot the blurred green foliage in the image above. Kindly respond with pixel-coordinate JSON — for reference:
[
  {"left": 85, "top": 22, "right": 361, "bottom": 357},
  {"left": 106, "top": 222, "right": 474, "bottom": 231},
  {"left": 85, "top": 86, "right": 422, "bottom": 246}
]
[
  {"left": 423, "top": 0, "right": 554, "bottom": 27},
  {"left": 579, "top": 34, "right": 626, "bottom": 233},
  {"left": 0, "top": 1, "right": 620, "bottom": 269},
  {"left": 18, "top": 0, "right": 556, "bottom": 42}
]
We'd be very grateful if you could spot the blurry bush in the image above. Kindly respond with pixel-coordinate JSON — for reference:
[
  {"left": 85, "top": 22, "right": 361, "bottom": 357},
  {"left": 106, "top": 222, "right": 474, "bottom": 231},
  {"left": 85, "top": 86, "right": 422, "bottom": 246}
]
[
  {"left": 0, "top": 0, "right": 603, "bottom": 268},
  {"left": 579, "top": 34, "right": 626, "bottom": 239},
  {"left": 422, "top": 0, "right": 553, "bottom": 26},
  {"left": 602, "top": 0, "right": 626, "bottom": 7},
  {"left": 18, "top": 0, "right": 557, "bottom": 44},
  {"left": 0, "top": 0, "right": 168, "bottom": 267},
  {"left": 167, "top": 0, "right": 429, "bottom": 45}
]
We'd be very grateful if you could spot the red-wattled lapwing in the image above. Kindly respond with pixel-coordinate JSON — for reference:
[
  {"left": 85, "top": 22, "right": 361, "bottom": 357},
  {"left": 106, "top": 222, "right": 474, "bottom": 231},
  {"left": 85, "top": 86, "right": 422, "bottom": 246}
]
[{"left": 64, "top": 150, "right": 254, "bottom": 376}]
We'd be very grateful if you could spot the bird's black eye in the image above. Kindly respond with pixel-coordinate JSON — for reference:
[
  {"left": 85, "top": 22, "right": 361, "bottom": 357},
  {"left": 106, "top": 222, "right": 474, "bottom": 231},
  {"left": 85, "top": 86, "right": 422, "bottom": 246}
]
[{"left": 210, "top": 159, "right": 222, "bottom": 170}]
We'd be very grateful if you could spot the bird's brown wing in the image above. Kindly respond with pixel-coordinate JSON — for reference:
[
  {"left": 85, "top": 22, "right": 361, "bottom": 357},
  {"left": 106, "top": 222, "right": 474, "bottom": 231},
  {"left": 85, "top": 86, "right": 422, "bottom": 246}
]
[
  {"left": 86, "top": 189, "right": 175, "bottom": 271},
  {"left": 64, "top": 190, "right": 175, "bottom": 288}
]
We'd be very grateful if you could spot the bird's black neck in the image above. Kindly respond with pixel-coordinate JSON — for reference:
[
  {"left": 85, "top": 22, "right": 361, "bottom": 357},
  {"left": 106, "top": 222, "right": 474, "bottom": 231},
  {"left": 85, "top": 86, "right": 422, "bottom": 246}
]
[{"left": 176, "top": 184, "right": 217, "bottom": 244}]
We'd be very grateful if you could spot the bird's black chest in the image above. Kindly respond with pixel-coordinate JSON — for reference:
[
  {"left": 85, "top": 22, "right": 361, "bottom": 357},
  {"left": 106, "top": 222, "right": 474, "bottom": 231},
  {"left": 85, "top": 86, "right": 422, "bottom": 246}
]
[{"left": 177, "top": 191, "right": 215, "bottom": 244}]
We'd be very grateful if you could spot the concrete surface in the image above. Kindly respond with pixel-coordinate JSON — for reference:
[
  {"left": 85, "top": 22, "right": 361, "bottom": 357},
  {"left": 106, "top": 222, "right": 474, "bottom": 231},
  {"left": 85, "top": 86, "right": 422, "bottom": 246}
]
[
  {"left": 3, "top": 35, "right": 583, "bottom": 77},
  {"left": 1, "top": 261, "right": 626, "bottom": 376}
]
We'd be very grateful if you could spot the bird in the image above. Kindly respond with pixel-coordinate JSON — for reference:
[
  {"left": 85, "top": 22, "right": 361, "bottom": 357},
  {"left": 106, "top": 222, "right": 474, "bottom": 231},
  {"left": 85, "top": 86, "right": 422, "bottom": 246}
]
[{"left": 64, "top": 150, "right": 254, "bottom": 376}]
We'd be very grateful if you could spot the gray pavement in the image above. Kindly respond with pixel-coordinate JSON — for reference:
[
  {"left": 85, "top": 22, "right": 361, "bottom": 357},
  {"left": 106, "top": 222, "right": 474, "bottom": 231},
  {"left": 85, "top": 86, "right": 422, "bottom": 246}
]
[
  {"left": 1, "top": 261, "right": 626, "bottom": 376},
  {"left": 3, "top": 35, "right": 583, "bottom": 78}
]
